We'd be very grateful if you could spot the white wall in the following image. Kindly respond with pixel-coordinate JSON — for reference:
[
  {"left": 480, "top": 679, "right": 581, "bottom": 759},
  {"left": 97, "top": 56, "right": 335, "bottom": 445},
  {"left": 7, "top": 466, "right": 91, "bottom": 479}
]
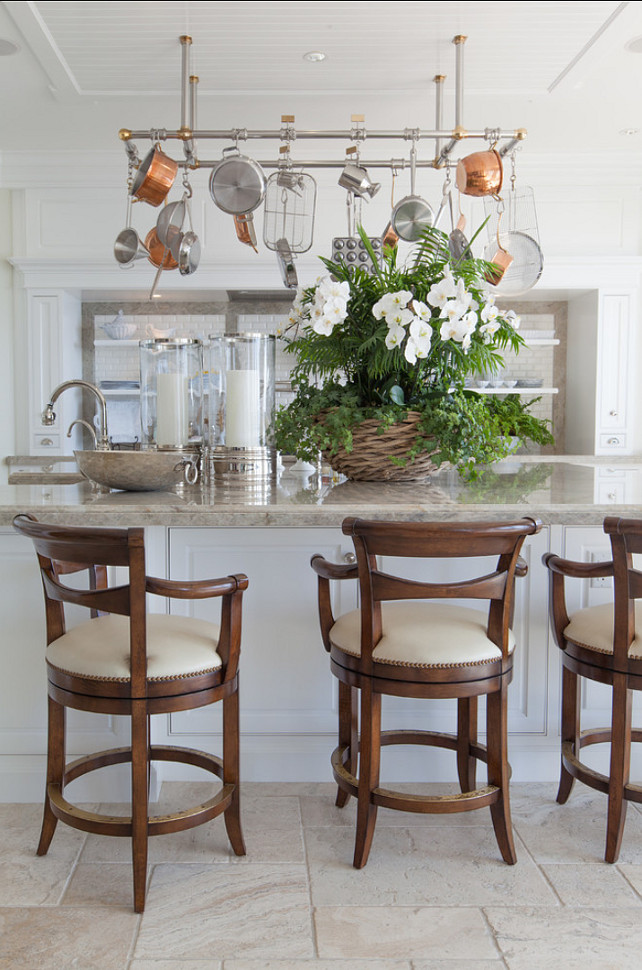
[{"left": 0, "top": 190, "right": 15, "bottom": 482}]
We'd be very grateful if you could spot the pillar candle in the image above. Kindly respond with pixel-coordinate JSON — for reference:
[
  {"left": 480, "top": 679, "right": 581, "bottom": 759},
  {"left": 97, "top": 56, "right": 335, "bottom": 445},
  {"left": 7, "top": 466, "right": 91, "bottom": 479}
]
[
  {"left": 156, "top": 372, "right": 189, "bottom": 447},
  {"left": 225, "top": 369, "right": 260, "bottom": 448}
]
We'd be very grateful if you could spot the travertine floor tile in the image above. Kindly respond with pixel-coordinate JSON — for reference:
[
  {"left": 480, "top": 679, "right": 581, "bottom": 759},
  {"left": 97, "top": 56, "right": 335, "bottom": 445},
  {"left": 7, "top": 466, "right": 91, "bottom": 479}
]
[
  {"left": 541, "top": 863, "right": 642, "bottom": 906},
  {"left": 223, "top": 962, "right": 412, "bottom": 969},
  {"left": 130, "top": 962, "right": 221, "bottom": 969},
  {"left": 412, "top": 953, "right": 505, "bottom": 970},
  {"left": 0, "top": 906, "right": 138, "bottom": 969},
  {"left": 61, "top": 861, "right": 147, "bottom": 907},
  {"left": 0, "top": 803, "right": 88, "bottom": 905},
  {"left": 306, "top": 824, "right": 556, "bottom": 907},
  {"left": 314, "top": 906, "right": 499, "bottom": 960},
  {"left": 485, "top": 905, "right": 642, "bottom": 969},
  {"left": 510, "top": 784, "right": 642, "bottom": 864},
  {"left": 134, "top": 863, "right": 314, "bottom": 960},
  {"left": 613, "top": 863, "right": 642, "bottom": 898}
]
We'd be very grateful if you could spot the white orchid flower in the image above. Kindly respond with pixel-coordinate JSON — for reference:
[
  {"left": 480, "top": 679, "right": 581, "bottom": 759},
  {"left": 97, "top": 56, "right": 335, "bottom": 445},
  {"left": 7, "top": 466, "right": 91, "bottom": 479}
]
[
  {"left": 440, "top": 317, "right": 471, "bottom": 343},
  {"left": 462, "top": 311, "right": 478, "bottom": 331},
  {"left": 385, "top": 324, "right": 406, "bottom": 349},
  {"left": 287, "top": 309, "right": 300, "bottom": 326},
  {"left": 384, "top": 307, "right": 414, "bottom": 329},
  {"left": 412, "top": 300, "right": 433, "bottom": 322},
  {"left": 323, "top": 298, "right": 348, "bottom": 324},
  {"left": 318, "top": 278, "right": 350, "bottom": 302},
  {"left": 409, "top": 316, "right": 432, "bottom": 342},
  {"left": 426, "top": 271, "right": 457, "bottom": 308},
  {"left": 480, "top": 320, "right": 501, "bottom": 343},
  {"left": 404, "top": 337, "right": 418, "bottom": 364},
  {"left": 481, "top": 303, "right": 499, "bottom": 323},
  {"left": 312, "top": 316, "right": 335, "bottom": 336},
  {"left": 442, "top": 299, "right": 466, "bottom": 323},
  {"left": 505, "top": 309, "right": 521, "bottom": 330}
]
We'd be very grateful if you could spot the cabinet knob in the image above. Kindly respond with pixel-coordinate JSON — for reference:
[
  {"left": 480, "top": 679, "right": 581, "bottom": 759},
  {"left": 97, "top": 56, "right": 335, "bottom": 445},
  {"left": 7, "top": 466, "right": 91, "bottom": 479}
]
[
  {"left": 607, "top": 437, "right": 621, "bottom": 445},
  {"left": 343, "top": 552, "right": 357, "bottom": 564},
  {"left": 609, "top": 410, "right": 619, "bottom": 417},
  {"left": 39, "top": 437, "right": 54, "bottom": 446}
]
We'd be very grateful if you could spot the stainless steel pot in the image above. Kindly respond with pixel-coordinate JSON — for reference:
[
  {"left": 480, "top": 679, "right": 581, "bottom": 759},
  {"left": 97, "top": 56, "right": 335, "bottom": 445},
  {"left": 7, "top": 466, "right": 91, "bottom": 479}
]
[
  {"left": 209, "top": 147, "right": 266, "bottom": 214},
  {"left": 390, "top": 147, "right": 433, "bottom": 242}
]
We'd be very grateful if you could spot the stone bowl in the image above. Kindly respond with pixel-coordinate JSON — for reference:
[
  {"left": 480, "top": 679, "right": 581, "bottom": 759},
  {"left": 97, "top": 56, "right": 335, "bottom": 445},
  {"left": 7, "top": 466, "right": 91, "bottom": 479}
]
[{"left": 75, "top": 450, "right": 194, "bottom": 492}]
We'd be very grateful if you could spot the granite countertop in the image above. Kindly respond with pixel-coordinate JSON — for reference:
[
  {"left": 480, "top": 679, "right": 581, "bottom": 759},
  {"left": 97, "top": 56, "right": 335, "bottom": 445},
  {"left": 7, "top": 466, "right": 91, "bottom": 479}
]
[{"left": 2, "top": 456, "right": 642, "bottom": 528}]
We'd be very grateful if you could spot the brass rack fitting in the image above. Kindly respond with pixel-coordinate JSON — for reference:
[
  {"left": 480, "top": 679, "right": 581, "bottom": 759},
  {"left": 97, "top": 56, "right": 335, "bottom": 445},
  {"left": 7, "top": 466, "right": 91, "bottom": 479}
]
[
  {"left": 178, "top": 127, "right": 193, "bottom": 141},
  {"left": 118, "top": 128, "right": 132, "bottom": 141},
  {"left": 453, "top": 125, "right": 467, "bottom": 139}
]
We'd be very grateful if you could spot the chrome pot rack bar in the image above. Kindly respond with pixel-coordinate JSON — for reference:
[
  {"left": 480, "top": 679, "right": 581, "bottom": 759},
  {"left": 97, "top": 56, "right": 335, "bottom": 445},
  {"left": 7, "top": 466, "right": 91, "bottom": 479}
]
[{"left": 118, "top": 34, "right": 527, "bottom": 172}]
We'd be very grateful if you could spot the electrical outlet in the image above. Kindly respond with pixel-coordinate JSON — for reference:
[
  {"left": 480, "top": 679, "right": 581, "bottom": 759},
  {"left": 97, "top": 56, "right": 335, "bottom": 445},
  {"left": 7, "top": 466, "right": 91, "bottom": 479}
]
[{"left": 590, "top": 550, "right": 612, "bottom": 589}]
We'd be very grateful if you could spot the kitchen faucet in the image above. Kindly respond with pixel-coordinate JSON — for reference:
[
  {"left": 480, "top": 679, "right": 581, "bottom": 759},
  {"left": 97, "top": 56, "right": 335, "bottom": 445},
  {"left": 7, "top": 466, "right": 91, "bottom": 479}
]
[{"left": 42, "top": 380, "right": 111, "bottom": 450}]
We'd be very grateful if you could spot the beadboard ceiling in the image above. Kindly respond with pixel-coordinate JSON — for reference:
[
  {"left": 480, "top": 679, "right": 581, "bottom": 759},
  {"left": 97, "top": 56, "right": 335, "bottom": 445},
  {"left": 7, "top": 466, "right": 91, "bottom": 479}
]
[{"left": 0, "top": 1, "right": 641, "bottom": 155}]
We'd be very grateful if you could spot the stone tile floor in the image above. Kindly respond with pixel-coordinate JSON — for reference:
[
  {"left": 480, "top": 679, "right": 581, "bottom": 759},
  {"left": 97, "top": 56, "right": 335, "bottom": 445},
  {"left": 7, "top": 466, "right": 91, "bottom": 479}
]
[{"left": 2, "top": 781, "right": 642, "bottom": 969}]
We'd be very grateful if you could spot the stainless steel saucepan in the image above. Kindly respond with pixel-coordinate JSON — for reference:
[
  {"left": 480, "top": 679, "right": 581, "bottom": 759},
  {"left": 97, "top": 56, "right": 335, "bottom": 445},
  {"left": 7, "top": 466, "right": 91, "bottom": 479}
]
[
  {"left": 209, "top": 147, "right": 266, "bottom": 215},
  {"left": 390, "top": 146, "right": 433, "bottom": 242}
]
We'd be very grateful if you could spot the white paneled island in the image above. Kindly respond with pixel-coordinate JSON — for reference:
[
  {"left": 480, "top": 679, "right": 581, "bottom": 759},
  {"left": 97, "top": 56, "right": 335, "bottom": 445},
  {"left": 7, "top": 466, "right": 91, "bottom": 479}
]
[{"left": 2, "top": 455, "right": 642, "bottom": 801}]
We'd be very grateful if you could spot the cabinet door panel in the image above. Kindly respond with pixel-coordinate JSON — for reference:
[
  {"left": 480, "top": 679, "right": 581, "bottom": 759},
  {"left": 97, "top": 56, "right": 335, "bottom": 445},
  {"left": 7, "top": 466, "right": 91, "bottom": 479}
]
[{"left": 168, "top": 528, "right": 356, "bottom": 736}]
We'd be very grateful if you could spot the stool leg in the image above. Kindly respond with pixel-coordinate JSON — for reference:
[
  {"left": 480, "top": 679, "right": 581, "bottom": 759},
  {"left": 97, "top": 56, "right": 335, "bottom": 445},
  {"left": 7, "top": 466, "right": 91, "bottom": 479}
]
[
  {"left": 487, "top": 679, "right": 517, "bottom": 865},
  {"left": 223, "top": 686, "right": 246, "bottom": 857},
  {"left": 557, "top": 664, "right": 579, "bottom": 805},
  {"left": 336, "top": 681, "right": 358, "bottom": 808},
  {"left": 457, "top": 696, "right": 478, "bottom": 793},
  {"left": 37, "top": 695, "right": 65, "bottom": 856},
  {"left": 353, "top": 683, "right": 381, "bottom": 869},
  {"left": 606, "top": 673, "right": 632, "bottom": 863},
  {"left": 131, "top": 700, "right": 149, "bottom": 914}
]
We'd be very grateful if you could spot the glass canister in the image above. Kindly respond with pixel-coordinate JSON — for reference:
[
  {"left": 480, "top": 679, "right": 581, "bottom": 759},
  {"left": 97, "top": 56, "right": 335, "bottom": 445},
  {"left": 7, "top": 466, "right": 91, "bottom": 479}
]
[
  {"left": 208, "top": 333, "right": 276, "bottom": 480},
  {"left": 139, "top": 338, "right": 204, "bottom": 451}
]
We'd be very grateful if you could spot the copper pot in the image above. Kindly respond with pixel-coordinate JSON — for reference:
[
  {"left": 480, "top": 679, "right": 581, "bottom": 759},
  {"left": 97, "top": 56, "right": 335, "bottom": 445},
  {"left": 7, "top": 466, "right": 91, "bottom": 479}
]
[
  {"left": 132, "top": 147, "right": 178, "bottom": 207},
  {"left": 455, "top": 150, "right": 503, "bottom": 198},
  {"left": 145, "top": 228, "right": 178, "bottom": 269}
]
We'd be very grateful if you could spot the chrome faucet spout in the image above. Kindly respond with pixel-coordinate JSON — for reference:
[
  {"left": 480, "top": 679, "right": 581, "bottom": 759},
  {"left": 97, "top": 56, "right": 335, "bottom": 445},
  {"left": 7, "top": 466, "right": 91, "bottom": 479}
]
[
  {"left": 67, "top": 419, "right": 99, "bottom": 449},
  {"left": 43, "top": 380, "right": 111, "bottom": 450}
]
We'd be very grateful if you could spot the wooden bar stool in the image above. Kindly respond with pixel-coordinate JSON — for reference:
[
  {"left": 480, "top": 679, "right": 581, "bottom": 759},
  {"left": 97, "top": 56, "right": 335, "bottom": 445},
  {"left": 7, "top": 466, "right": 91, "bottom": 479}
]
[
  {"left": 311, "top": 515, "right": 541, "bottom": 869},
  {"left": 544, "top": 515, "right": 642, "bottom": 862},
  {"left": 13, "top": 513, "right": 247, "bottom": 912}
]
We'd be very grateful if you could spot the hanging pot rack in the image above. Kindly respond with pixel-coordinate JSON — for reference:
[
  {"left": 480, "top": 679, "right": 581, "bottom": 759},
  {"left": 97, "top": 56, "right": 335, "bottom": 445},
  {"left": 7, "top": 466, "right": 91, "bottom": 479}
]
[
  {"left": 119, "top": 34, "right": 526, "bottom": 170},
  {"left": 116, "top": 34, "right": 527, "bottom": 289}
]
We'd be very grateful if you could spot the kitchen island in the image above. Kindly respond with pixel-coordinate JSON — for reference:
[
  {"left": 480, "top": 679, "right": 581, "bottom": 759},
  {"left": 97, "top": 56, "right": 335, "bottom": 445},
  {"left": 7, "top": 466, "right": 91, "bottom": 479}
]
[{"left": 2, "top": 455, "right": 642, "bottom": 801}]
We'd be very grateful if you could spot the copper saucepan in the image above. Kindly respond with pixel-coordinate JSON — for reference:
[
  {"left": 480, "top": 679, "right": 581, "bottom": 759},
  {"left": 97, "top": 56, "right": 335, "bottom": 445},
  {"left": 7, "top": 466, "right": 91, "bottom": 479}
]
[
  {"left": 132, "top": 147, "right": 178, "bottom": 207},
  {"left": 145, "top": 228, "right": 178, "bottom": 269},
  {"left": 456, "top": 150, "right": 503, "bottom": 198}
]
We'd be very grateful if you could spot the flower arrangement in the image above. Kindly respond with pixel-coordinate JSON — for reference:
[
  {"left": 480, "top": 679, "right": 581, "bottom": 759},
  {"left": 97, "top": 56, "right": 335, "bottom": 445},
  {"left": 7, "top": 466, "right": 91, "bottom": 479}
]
[{"left": 274, "top": 226, "right": 553, "bottom": 479}]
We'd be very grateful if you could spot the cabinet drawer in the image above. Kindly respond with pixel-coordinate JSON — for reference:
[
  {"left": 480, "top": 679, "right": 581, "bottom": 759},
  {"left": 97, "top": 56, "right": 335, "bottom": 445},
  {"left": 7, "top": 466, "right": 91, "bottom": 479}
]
[
  {"left": 598, "top": 432, "right": 627, "bottom": 451},
  {"left": 31, "top": 433, "right": 61, "bottom": 452}
]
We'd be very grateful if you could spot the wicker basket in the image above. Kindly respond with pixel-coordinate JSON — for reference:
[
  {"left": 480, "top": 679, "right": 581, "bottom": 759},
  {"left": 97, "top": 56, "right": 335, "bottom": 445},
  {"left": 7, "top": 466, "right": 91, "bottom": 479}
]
[{"left": 320, "top": 410, "right": 440, "bottom": 482}]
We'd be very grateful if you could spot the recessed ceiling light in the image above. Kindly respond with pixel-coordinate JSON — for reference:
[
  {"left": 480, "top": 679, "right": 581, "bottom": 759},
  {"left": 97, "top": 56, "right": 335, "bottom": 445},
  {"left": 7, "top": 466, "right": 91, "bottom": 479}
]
[
  {"left": 620, "top": 127, "right": 640, "bottom": 136},
  {"left": 303, "top": 51, "right": 326, "bottom": 63},
  {"left": 625, "top": 36, "right": 642, "bottom": 53},
  {"left": 0, "top": 39, "right": 19, "bottom": 56}
]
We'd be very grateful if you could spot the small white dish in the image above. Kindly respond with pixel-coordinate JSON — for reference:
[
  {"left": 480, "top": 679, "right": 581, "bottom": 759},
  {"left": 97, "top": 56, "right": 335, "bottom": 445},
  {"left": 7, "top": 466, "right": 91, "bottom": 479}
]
[
  {"left": 504, "top": 379, "right": 517, "bottom": 388},
  {"left": 476, "top": 380, "right": 489, "bottom": 388}
]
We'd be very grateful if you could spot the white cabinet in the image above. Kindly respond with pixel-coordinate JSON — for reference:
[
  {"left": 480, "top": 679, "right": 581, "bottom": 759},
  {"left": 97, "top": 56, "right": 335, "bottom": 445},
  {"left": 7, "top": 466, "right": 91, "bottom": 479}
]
[
  {"left": 25, "top": 290, "right": 83, "bottom": 455},
  {"left": 161, "top": 525, "right": 552, "bottom": 784},
  {"left": 566, "top": 290, "right": 636, "bottom": 455}
]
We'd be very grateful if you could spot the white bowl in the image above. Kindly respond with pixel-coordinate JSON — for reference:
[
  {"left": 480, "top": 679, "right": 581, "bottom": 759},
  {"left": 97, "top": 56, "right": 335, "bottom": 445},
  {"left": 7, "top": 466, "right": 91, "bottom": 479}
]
[
  {"left": 75, "top": 450, "right": 194, "bottom": 491},
  {"left": 102, "top": 321, "right": 137, "bottom": 340}
]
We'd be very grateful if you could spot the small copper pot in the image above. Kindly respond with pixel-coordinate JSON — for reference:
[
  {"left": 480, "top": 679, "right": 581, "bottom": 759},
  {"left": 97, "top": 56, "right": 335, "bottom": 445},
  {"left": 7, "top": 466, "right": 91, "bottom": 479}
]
[
  {"left": 455, "top": 150, "right": 503, "bottom": 198},
  {"left": 132, "top": 147, "right": 178, "bottom": 207},
  {"left": 145, "top": 228, "right": 178, "bottom": 269}
]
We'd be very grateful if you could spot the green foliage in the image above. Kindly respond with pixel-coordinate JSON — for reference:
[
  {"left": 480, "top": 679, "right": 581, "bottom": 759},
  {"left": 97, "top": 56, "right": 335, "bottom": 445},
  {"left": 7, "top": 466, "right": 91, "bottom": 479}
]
[{"left": 274, "top": 225, "right": 553, "bottom": 479}]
